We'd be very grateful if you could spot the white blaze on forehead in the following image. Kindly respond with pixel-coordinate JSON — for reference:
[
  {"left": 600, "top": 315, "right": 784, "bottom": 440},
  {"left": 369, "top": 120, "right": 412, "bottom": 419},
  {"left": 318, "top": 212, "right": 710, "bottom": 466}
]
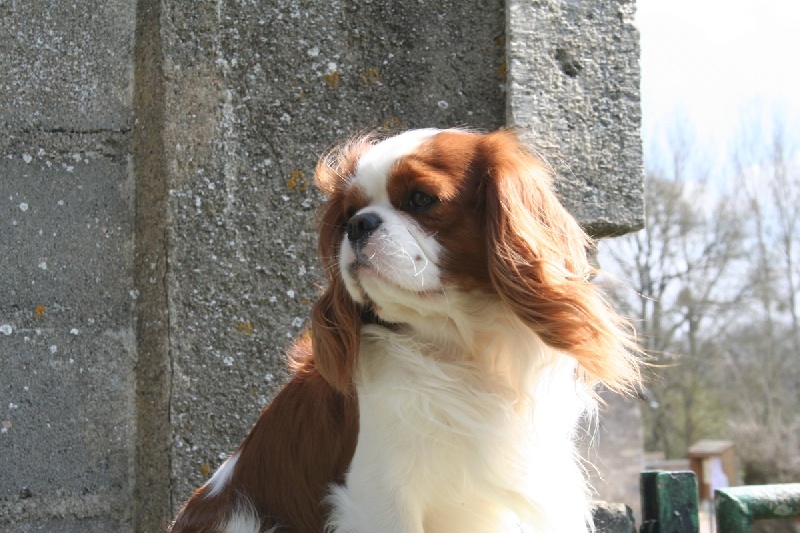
[{"left": 354, "top": 128, "right": 440, "bottom": 202}]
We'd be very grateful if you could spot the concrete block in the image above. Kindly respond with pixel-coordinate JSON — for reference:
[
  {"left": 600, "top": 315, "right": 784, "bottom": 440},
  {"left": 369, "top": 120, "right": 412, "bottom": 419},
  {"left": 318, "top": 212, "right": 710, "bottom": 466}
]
[
  {"left": 0, "top": 155, "right": 135, "bottom": 530},
  {"left": 507, "top": 0, "right": 644, "bottom": 235},
  {"left": 0, "top": 1, "right": 135, "bottom": 132}
]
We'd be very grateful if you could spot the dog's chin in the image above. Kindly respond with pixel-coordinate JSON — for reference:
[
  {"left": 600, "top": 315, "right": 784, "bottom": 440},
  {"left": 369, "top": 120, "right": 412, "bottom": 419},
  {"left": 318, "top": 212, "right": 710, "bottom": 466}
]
[
  {"left": 346, "top": 257, "right": 438, "bottom": 293},
  {"left": 343, "top": 264, "right": 447, "bottom": 329}
]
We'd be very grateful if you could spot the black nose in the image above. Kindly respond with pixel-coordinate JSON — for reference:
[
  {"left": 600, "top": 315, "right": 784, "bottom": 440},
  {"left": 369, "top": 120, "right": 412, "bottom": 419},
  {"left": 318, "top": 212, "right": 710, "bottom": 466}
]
[{"left": 346, "top": 212, "right": 383, "bottom": 244}]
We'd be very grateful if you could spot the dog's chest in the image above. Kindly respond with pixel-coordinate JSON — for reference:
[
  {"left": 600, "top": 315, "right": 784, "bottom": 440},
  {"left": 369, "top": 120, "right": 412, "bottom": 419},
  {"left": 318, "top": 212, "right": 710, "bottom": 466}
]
[
  {"left": 354, "top": 334, "right": 528, "bottom": 479},
  {"left": 339, "top": 330, "right": 593, "bottom": 532}
]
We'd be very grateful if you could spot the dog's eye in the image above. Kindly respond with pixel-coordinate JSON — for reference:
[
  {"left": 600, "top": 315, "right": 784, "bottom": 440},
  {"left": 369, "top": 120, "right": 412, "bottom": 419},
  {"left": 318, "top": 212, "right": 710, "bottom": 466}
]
[{"left": 407, "top": 191, "right": 437, "bottom": 212}]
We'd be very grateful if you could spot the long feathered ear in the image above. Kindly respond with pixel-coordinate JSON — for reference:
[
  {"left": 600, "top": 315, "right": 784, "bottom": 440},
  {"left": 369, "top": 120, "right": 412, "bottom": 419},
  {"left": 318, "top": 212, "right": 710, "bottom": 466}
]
[
  {"left": 480, "top": 130, "right": 639, "bottom": 392},
  {"left": 310, "top": 278, "right": 360, "bottom": 394},
  {"left": 306, "top": 139, "right": 369, "bottom": 394}
]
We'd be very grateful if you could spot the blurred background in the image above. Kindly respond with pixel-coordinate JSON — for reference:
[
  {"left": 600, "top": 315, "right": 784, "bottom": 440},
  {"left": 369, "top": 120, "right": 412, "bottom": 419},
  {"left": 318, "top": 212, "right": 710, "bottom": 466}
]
[{"left": 602, "top": 1, "right": 800, "bottom": 530}]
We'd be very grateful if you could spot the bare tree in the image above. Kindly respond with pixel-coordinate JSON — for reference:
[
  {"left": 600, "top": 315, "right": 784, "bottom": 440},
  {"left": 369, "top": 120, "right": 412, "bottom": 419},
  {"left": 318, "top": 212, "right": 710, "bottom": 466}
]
[
  {"left": 722, "top": 116, "right": 800, "bottom": 485},
  {"left": 603, "top": 111, "right": 800, "bottom": 483},
  {"left": 602, "top": 164, "right": 746, "bottom": 457}
]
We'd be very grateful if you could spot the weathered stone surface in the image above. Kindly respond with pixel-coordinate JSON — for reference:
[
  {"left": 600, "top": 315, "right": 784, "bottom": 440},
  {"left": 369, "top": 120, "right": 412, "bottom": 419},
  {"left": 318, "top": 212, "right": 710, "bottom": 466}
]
[
  {"left": 0, "top": 0, "right": 137, "bottom": 529},
  {"left": 1, "top": 517, "right": 125, "bottom": 533},
  {"left": 0, "top": 156, "right": 135, "bottom": 530},
  {"left": 0, "top": 0, "right": 134, "bottom": 132},
  {"left": 507, "top": 0, "right": 644, "bottom": 235}
]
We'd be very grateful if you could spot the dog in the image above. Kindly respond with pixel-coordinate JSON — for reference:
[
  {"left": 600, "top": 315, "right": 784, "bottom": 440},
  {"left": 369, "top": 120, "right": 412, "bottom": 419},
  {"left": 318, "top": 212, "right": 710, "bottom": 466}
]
[{"left": 170, "top": 128, "right": 639, "bottom": 532}]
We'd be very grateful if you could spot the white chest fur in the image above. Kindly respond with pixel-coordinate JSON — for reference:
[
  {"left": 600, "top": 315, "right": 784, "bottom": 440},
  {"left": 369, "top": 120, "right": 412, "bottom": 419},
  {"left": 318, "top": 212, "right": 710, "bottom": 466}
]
[{"left": 326, "top": 324, "right": 596, "bottom": 533}]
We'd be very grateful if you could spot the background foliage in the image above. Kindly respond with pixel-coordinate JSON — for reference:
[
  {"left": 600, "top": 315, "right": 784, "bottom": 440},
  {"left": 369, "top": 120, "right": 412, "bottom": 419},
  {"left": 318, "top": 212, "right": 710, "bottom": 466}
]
[{"left": 600, "top": 113, "right": 800, "bottom": 486}]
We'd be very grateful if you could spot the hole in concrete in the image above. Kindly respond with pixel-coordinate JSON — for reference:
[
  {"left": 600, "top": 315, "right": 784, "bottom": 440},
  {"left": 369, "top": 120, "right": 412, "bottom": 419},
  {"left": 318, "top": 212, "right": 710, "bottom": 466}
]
[{"left": 555, "top": 48, "right": 582, "bottom": 78}]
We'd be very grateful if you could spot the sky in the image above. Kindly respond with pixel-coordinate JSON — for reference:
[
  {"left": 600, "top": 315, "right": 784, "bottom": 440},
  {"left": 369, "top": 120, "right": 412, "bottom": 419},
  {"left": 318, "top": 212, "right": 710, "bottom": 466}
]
[{"left": 635, "top": 0, "right": 800, "bottom": 177}]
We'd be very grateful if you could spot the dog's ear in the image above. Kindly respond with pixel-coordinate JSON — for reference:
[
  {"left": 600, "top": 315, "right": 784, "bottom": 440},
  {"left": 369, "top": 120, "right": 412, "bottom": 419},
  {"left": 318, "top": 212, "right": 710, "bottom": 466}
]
[
  {"left": 480, "top": 130, "right": 639, "bottom": 392},
  {"left": 307, "top": 143, "right": 365, "bottom": 394},
  {"left": 310, "top": 276, "right": 360, "bottom": 394}
]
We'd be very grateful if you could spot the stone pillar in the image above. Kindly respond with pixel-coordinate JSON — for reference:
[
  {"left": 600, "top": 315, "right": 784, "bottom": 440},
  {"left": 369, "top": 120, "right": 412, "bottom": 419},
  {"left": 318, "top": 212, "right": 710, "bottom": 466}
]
[{"left": 506, "top": 0, "right": 644, "bottom": 235}]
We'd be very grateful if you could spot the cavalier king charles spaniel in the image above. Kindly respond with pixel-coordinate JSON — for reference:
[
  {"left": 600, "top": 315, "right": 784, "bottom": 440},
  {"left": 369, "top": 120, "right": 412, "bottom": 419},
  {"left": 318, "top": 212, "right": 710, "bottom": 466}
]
[{"left": 170, "top": 128, "right": 639, "bottom": 533}]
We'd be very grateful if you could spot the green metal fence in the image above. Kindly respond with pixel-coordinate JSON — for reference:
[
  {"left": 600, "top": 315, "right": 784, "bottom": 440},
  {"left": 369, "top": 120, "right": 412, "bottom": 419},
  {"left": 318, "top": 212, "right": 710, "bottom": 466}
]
[
  {"left": 715, "top": 484, "right": 800, "bottom": 533},
  {"left": 639, "top": 471, "right": 800, "bottom": 533},
  {"left": 640, "top": 471, "right": 700, "bottom": 533}
]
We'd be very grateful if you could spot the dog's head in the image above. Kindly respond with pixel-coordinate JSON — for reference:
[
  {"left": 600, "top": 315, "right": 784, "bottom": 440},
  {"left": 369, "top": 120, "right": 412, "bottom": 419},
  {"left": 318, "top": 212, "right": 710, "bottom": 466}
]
[{"left": 310, "top": 129, "right": 638, "bottom": 393}]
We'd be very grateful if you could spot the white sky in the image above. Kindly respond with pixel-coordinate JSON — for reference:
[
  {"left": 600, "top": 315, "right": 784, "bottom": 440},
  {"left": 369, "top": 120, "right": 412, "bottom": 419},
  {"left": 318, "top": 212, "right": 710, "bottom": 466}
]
[{"left": 635, "top": 0, "right": 800, "bottom": 174}]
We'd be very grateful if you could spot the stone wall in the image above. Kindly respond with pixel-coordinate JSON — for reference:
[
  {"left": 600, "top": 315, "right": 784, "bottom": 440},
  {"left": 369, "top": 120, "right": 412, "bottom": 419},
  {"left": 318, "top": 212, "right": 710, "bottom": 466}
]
[
  {"left": 0, "top": 1, "right": 643, "bottom": 531},
  {"left": 1, "top": 1, "right": 137, "bottom": 531}
]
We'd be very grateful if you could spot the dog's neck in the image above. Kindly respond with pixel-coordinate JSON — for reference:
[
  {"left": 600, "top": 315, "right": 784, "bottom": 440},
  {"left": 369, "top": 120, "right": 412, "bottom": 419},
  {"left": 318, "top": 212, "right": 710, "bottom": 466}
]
[{"left": 357, "top": 292, "right": 582, "bottom": 409}]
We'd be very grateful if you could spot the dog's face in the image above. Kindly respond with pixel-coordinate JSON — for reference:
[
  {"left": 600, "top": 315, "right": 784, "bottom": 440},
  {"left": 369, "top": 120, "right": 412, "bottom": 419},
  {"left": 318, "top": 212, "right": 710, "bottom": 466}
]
[
  {"left": 338, "top": 129, "right": 445, "bottom": 316},
  {"left": 311, "top": 129, "right": 638, "bottom": 393},
  {"left": 335, "top": 129, "right": 493, "bottom": 324}
]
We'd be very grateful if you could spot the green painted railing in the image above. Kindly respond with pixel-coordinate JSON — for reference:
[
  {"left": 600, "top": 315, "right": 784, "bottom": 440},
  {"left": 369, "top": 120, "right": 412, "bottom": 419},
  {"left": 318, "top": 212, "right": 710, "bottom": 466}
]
[
  {"left": 640, "top": 471, "right": 700, "bottom": 533},
  {"left": 715, "top": 484, "right": 800, "bottom": 533},
  {"left": 639, "top": 471, "right": 800, "bottom": 532}
]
